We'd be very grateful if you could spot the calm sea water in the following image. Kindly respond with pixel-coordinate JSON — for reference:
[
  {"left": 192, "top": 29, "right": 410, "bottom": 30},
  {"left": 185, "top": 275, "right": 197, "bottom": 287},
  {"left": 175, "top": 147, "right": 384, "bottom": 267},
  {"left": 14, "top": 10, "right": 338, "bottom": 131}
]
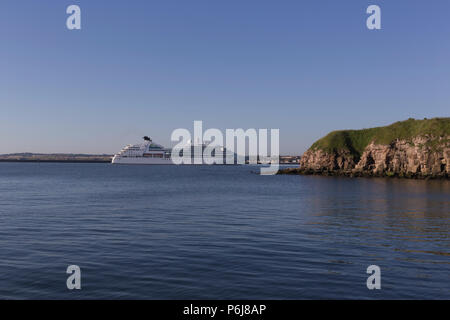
[{"left": 0, "top": 163, "right": 448, "bottom": 299}]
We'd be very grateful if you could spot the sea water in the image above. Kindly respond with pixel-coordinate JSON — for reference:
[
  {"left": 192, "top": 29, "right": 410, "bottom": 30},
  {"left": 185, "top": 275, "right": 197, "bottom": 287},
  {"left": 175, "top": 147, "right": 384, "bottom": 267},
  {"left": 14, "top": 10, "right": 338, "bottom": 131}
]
[{"left": 0, "top": 163, "right": 448, "bottom": 299}]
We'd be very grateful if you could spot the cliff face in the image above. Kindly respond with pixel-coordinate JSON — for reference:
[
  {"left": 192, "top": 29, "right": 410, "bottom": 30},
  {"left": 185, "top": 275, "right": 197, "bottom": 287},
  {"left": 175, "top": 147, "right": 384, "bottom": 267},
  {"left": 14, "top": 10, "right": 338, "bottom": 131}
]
[
  {"left": 299, "top": 149, "right": 356, "bottom": 171},
  {"left": 299, "top": 135, "right": 449, "bottom": 178}
]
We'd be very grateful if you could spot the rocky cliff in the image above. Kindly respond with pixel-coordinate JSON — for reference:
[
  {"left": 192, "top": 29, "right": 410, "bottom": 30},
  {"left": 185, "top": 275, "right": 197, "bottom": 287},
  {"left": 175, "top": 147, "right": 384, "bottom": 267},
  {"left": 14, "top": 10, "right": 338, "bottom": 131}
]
[{"left": 282, "top": 118, "right": 450, "bottom": 179}]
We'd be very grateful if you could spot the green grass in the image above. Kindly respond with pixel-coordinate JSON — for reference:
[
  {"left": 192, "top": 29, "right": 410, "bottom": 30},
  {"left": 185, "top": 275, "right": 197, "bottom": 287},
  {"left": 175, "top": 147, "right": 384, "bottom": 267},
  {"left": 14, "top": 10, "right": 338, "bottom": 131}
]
[{"left": 310, "top": 117, "right": 450, "bottom": 160}]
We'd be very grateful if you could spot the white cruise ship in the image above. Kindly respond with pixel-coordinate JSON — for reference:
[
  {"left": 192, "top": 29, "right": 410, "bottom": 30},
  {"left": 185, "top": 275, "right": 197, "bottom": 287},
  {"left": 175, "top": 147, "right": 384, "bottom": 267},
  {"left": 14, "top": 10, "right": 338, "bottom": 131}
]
[
  {"left": 112, "top": 136, "right": 173, "bottom": 165},
  {"left": 112, "top": 136, "right": 237, "bottom": 165}
]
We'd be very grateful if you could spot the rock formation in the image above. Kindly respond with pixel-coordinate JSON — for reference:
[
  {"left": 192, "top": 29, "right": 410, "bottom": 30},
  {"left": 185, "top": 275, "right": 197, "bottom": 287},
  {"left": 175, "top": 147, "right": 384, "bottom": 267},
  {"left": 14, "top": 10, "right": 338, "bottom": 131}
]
[{"left": 281, "top": 118, "right": 449, "bottom": 179}]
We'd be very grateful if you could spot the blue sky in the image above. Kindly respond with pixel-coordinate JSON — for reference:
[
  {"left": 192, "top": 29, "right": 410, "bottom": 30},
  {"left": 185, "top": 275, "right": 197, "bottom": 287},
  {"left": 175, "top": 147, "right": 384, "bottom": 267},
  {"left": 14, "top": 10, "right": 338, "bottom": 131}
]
[{"left": 1, "top": 0, "right": 449, "bottom": 154}]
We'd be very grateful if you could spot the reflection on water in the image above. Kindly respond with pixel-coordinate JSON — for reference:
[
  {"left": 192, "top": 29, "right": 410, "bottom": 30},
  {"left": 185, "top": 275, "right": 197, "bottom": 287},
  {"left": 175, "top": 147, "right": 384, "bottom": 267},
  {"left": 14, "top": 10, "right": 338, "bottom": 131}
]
[
  {"left": 0, "top": 163, "right": 448, "bottom": 299},
  {"left": 308, "top": 178, "right": 449, "bottom": 257}
]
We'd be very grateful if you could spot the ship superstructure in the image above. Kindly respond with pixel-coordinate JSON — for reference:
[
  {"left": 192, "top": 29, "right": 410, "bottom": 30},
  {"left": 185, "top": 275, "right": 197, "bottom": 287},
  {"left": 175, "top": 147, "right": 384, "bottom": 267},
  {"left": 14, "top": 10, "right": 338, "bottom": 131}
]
[
  {"left": 111, "top": 136, "right": 172, "bottom": 164},
  {"left": 112, "top": 137, "right": 237, "bottom": 165}
]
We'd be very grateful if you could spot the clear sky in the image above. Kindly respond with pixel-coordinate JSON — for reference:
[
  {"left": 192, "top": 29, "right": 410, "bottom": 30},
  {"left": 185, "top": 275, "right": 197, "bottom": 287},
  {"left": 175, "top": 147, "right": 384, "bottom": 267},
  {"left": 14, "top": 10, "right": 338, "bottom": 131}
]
[{"left": 1, "top": 0, "right": 449, "bottom": 154}]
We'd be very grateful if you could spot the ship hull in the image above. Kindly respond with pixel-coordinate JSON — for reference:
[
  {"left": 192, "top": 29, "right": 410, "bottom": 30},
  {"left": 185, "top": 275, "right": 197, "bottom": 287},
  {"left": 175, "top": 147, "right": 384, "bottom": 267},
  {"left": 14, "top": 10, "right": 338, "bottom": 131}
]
[
  {"left": 111, "top": 156, "right": 231, "bottom": 165},
  {"left": 111, "top": 156, "right": 174, "bottom": 165}
]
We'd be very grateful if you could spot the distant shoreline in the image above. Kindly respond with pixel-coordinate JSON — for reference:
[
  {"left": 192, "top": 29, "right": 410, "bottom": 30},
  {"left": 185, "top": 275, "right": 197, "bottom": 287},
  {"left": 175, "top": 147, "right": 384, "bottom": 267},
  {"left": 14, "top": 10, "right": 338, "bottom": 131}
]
[
  {"left": 0, "top": 159, "right": 112, "bottom": 163},
  {"left": 0, "top": 154, "right": 113, "bottom": 163},
  {"left": 0, "top": 154, "right": 300, "bottom": 165}
]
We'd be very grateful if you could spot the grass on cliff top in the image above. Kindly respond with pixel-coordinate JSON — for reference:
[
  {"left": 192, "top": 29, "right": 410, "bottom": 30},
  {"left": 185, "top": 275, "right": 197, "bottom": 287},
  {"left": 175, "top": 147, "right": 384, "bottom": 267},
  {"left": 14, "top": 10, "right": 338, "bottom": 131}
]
[{"left": 310, "top": 117, "right": 450, "bottom": 158}]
